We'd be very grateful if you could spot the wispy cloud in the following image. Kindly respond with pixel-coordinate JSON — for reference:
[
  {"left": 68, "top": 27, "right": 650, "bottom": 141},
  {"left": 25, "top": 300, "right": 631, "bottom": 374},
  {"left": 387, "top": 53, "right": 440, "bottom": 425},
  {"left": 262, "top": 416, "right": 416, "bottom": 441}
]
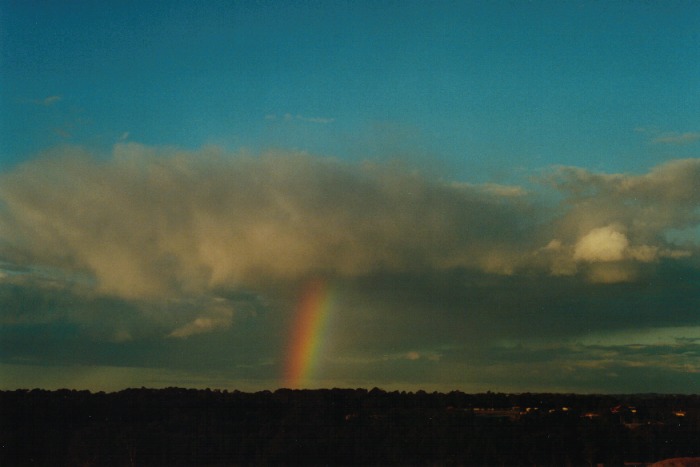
[
  {"left": 652, "top": 131, "right": 700, "bottom": 145},
  {"left": 27, "top": 95, "right": 63, "bottom": 106},
  {"left": 265, "top": 113, "right": 335, "bottom": 124}
]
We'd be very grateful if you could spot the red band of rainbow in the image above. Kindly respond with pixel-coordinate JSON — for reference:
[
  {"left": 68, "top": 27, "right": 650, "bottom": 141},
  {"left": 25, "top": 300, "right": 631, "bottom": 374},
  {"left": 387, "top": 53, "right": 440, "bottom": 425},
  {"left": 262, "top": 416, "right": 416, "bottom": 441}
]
[{"left": 283, "top": 278, "right": 334, "bottom": 388}]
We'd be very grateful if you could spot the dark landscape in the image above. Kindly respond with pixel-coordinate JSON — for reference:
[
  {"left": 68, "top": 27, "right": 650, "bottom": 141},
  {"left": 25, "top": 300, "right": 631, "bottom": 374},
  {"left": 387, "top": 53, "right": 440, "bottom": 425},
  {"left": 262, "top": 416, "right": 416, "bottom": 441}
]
[{"left": 2, "top": 388, "right": 699, "bottom": 466}]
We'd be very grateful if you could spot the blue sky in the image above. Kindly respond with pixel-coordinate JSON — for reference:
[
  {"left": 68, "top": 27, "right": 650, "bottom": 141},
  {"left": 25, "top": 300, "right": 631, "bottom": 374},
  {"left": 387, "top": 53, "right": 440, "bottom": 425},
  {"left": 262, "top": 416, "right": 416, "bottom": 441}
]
[
  {"left": 3, "top": 1, "right": 699, "bottom": 177},
  {"left": 1, "top": 1, "right": 700, "bottom": 393}
]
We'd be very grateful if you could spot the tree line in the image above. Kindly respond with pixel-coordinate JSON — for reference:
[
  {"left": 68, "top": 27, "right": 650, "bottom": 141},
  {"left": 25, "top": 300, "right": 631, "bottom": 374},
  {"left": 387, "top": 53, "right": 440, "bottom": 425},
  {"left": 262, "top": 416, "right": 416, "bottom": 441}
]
[{"left": 2, "top": 387, "right": 699, "bottom": 465}]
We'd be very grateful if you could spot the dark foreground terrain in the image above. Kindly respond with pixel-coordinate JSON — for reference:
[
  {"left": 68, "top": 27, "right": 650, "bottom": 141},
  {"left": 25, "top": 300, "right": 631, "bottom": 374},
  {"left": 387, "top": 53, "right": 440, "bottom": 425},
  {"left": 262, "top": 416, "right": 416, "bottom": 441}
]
[{"left": 2, "top": 387, "right": 700, "bottom": 466}]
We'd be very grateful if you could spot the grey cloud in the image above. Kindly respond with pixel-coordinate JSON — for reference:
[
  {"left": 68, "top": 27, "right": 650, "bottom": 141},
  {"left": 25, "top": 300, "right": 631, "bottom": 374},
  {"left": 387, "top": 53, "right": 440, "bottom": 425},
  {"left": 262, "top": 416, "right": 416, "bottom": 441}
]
[
  {"left": 546, "top": 159, "right": 700, "bottom": 225},
  {"left": 0, "top": 143, "right": 534, "bottom": 303},
  {"left": 333, "top": 262, "right": 700, "bottom": 349},
  {"left": 536, "top": 159, "right": 700, "bottom": 281}
]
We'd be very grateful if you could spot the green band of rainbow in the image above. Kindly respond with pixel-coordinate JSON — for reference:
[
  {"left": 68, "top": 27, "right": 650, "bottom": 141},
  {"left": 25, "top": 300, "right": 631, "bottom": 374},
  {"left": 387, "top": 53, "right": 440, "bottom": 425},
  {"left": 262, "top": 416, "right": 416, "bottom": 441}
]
[{"left": 283, "top": 278, "right": 334, "bottom": 388}]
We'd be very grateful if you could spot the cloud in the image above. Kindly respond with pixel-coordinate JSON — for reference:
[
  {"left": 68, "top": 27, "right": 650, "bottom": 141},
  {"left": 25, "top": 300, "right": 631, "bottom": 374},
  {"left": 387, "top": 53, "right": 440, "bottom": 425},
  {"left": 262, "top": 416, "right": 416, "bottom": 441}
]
[
  {"left": 1, "top": 146, "right": 698, "bottom": 302},
  {"left": 573, "top": 225, "right": 629, "bottom": 262},
  {"left": 168, "top": 297, "right": 236, "bottom": 338},
  {"left": 635, "top": 127, "right": 700, "bottom": 145},
  {"left": 537, "top": 159, "right": 699, "bottom": 281},
  {"left": 652, "top": 131, "right": 700, "bottom": 145},
  {"left": 1, "top": 145, "right": 700, "bottom": 391},
  {"left": 450, "top": 181, "right": 527, "bottom": 198},
  {"left": 568, "top": 225, "right": 679, "bottom": 282},
  {"left": 0, "top": 143, "right": 533, "bottom": 303},
  {"left": 28, "top": 95, "right": 62, "bottom": 106},
  {"left": 169, "top": 316, "right": 231, "bottom": 338},
  {"left": 265, "top": 113, "right": 335, "bottom": 124}
]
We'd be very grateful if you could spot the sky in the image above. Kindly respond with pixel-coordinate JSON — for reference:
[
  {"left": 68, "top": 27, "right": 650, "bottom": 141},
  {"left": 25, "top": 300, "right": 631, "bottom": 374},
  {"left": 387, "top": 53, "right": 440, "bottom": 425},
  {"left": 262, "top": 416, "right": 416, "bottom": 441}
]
[{"left": 1, "top": 0, "right": 699, "bottom": 393}]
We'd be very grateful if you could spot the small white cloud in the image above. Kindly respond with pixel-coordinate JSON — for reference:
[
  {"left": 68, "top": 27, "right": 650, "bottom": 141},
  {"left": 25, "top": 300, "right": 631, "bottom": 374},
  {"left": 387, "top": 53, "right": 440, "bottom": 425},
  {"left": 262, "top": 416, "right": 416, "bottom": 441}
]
[
  {"left": 543, "top": 239, "right": 563, "bottom": 251},
  {"left": 574, "top": 225, "right": 629, "bottom": 262},
  {"left": 119, "top": 132, "right": 130, "bottom": 141},
  {"left": 169, "top": 316, "right": 232, "bottom": 338}
]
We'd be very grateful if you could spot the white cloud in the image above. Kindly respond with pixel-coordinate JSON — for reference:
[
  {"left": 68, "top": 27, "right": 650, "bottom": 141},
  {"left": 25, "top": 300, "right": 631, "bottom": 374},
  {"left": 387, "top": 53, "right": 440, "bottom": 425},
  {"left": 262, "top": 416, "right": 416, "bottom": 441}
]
[
  {"left": 573, "top": 225, "right": 629, "bottom": 262},
  {"left": 169, "top": 316, "right": 232, "bottom": 338}
]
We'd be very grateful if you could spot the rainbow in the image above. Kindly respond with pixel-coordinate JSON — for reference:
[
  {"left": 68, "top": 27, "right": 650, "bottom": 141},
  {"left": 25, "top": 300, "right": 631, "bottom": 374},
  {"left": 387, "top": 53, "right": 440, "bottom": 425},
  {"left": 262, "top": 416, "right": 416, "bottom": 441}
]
[{"left": 283, "top": 278, "right": 335, "bottom": 388}]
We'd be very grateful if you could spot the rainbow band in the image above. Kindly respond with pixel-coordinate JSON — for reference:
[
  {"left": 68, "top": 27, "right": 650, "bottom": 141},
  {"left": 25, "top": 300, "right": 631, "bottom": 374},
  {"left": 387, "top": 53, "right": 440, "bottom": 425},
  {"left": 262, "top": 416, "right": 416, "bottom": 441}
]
[{"left": 284, "top": 278, "right": 334, "bottom": 388}]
